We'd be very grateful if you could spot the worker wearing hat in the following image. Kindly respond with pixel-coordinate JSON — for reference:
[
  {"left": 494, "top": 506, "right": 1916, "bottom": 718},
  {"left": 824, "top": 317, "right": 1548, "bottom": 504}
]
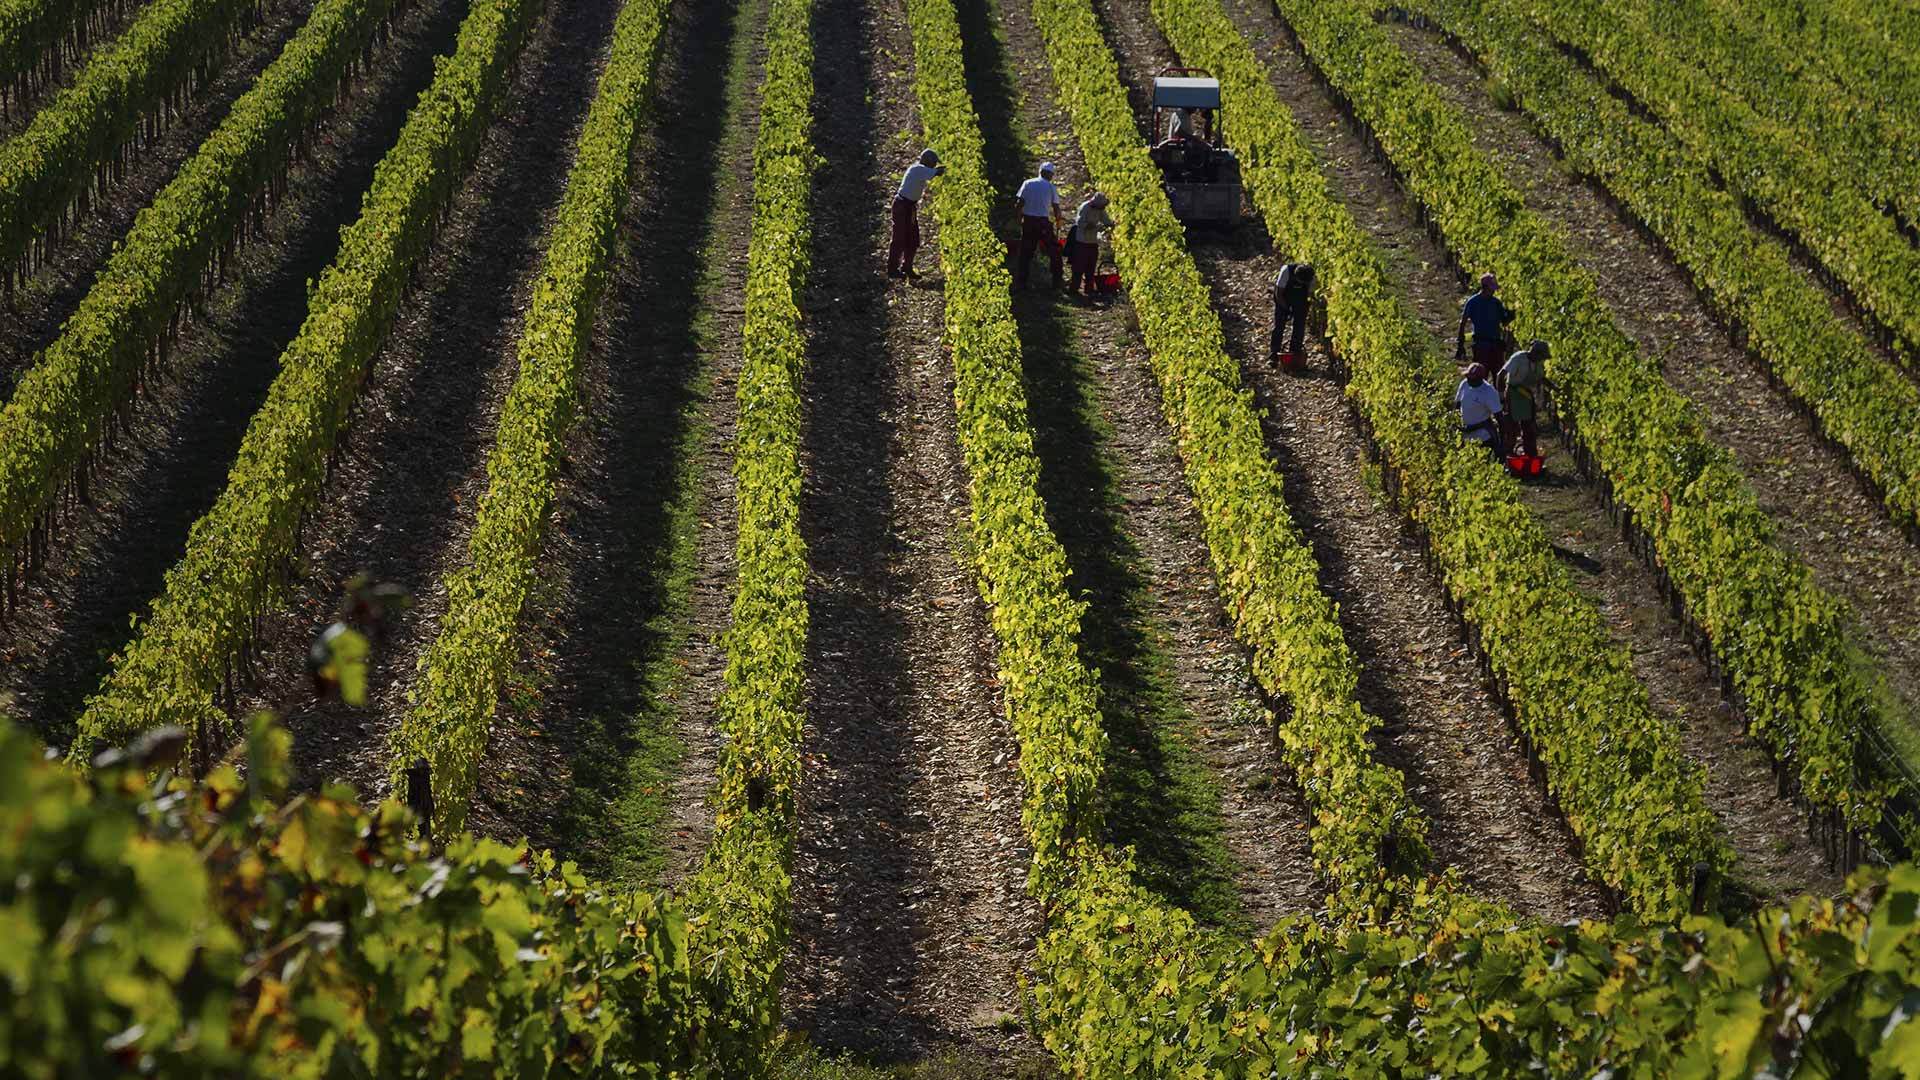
[
  {"left": 889, "top": 148, "right": 944, "bottom": 279},
  {"left": 1066, "top": 191, "right": 1111, "bottom": 295},
  {"left": 1457, "top": 272, "right": 1514, "bottom": 373},
  {"left": 1498, "top": 339, "right": 1548, "bottom": 459},
  {"left": 1013, "top": 162, "right": 1065, "bottom": 289}
]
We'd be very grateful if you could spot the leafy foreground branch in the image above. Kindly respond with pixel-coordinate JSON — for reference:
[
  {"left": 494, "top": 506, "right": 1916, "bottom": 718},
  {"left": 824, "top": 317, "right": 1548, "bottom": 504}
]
[
  {"left": 11, "top": 711, "right": 1920, "bottom": 1076},
  {"left": 1, "top": 717, "right": 741, "bottom": 1076}
]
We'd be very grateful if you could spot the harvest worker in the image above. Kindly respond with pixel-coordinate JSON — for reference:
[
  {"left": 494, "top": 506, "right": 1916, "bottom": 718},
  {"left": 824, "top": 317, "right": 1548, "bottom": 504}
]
[
  {"left": 1014, "top": 161, "right": 1064, "bottom": 289},
  {"left": 1456, "top": 272, "right": 1513, "bottom": 372},
  {"left": 1456, "top": 362, "right": 1504, "bottom": 458},
  {"left": 888, "top": 148, "right": 944, "bottom": 279},
  {"left": 1167, "top": 106, "right": 1198, "bottom": 143},
  {"left": 1498, "top": 339, "right": 1548, "bottom": 459},
  {"left": 1067, "top": 191, "right": 1111, "bottom": 295},
  {"left": 1269, "top": 261, "right": 1315, "bottom": 367}
]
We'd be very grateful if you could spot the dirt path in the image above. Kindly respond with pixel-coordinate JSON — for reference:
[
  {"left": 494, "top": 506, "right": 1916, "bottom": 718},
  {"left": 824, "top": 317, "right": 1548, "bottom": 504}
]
[
  {"left": 0, "top": 0, "right": 464, "bottom": 750},
  {"left": 1093, "top": 0, "right": 1609, "bottom": 920},
  {"left": 1215, "top": 0, "right": 1843, "bottom": 901},
  {"left": 232, "top": 0, "right": 624, "bottom": 797},
  {"left": 781, "top": 0, "right": 1035, "bottom": 1062},
  {"left": 964, "top": 0, "right": 1318, "bottom": 932},
  {"left": 0, "top": 0, "right": 315, "bottom": 387},
  {"left": 471, "top": 0, "right": 766, "bottom": 886}
]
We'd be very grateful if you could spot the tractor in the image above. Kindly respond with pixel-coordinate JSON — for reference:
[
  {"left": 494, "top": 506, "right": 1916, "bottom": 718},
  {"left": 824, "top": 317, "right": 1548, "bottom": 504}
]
[{"left": 1147, "top": 67, "right": 1243, "bottom": 227}]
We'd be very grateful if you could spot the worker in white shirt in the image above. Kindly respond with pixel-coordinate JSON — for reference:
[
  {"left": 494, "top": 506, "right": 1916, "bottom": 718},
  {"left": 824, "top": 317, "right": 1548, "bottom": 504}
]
[
  {"left": 1013, "top": 162, "right": 1065, "bottom": 289},
  {"left": 888, "top": 148, "right": 944, "bottom": 279},
  {"left": 1455, "top": 362, "right": 1505, "bottom": 458}
]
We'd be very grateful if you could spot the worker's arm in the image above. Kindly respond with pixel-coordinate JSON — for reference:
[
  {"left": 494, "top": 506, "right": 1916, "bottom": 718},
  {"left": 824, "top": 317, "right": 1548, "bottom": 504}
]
[{"left": 1456, "top": 308, "right": 1470, "bottom": 358}]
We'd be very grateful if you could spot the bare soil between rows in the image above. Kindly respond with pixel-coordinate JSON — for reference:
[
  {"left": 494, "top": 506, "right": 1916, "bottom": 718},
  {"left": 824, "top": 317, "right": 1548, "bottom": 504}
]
[
  {"left": 1100, "top": 0, "right": 1609, "bottom": 920},
  {"left": 1382, "top": 17, "right": 1846, "bottom": 900},
  {"left": 782, "top": 0, "right": 1036, "bottom": 1063},
  {"left": 477, "top": 0, "right": 765, "bottom": 885},
  {"left": 978, "top": 0, "right": 1321, "bottom": 931},
  {"left": 1394, "top": 16, "right": 1920, "bottom": 788}
]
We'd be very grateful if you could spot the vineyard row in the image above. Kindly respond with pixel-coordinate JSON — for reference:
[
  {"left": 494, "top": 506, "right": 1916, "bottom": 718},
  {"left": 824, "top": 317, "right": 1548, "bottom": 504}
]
[
  {"left": 0, "top": 0, "right": 128, "bottom": 109},
  {"left": 1015, "top": 0, "right": 1916, "bottom": 1072},
  {"left": 1720, "top": 0, "right": 1920, "bottom": 166},
  {"left": 0, "top": 0, "right": 412, "bottom": 617},
  {"left": 1273, "top": 0, "right": 1913, "bottom": 851},
  {"left": 6, "top": 0, "right": 1920, "bottom": 1073},
  {"left": 1154, "top": 0, "right": 1726, "bottom": 912},
  {"left": 0, "top": 0, "right": 261, "bottom": 286},
  {"left": 71, "top": 0, "right": 543, "bottom": 764},
  {"left": 389, "top": 0, "right": 673, "bottom": 835},
  {"left": 1514, "top": 0, "right": 1920, "bottom": 365},
  {"left": 1578, "top": 0, "right": 1918, "bottom": 242},
  {"left": 1401, "top": 0, "right": 1920, "bottom": 543},
  {"left": 673, "top": 0, "right": 820, "bottom": 1060}
]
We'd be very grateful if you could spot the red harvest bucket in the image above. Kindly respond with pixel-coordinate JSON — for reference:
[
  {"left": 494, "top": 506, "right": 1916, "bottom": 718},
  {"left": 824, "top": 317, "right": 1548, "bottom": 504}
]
[
  {"left": 1507, "top": 454, "right": 1544, "bottom": 476},
  {"left": 1094, "top": 271, "right": 1122, "bottom": 294},
  {"left": 1277, "top": 351, "right": 1304, "bottom": 373}
]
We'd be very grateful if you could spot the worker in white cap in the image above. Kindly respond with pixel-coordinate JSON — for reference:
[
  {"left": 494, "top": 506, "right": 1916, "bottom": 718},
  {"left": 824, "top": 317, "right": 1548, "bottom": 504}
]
[
  {"left": 1013, "top": 161, "right": 1064, "bottom": 289},
  {"left": 889, "top": 148, "right": 944, "bottom": 279}
]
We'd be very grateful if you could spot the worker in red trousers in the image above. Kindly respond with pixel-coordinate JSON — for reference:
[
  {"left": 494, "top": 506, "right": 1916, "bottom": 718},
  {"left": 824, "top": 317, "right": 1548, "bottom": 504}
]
[
  {"left": 1498, "top": 339, "right": 1548, "bottom": 460},
  {"left": 888, "top": 148, "right": 944, "bottom": 279}
]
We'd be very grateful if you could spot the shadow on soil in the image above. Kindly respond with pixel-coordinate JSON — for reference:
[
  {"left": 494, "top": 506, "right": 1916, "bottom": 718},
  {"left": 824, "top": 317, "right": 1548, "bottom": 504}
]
[
  {"left": 788, "top": 0, "right": 929, "bottom": 1058},
  {"left": 282, "top": 0, "right": 631, "bottom": 792},
  {"left": 516, "top": 0, "right": 748, "bottom": 887},
  {"left": 959, "top": 0, "right": 1242, "bottom": 928}
]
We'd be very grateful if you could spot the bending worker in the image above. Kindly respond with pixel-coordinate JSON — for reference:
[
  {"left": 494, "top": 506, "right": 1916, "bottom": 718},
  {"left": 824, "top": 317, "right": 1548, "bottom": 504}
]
[
  {"left": 1269, "top": 261, "right": 1314, "bottom": 366},
  {"left": 1456, "top": 272, "right": 1513, "bottom": 372},
  {"left": 1014, "top": 161, "right": 1064, "bottom": 290},
  {"left": 888, "top": 148, "right": 944, "bottom": 279},
  {"left": 1498, "top": 339, "right": 1547, "bottom": 459},
  {"left": 1456, "top": 362, "right": 1504, "bottom": 458},
  {"left": 1067, "top": 191, "right": 1111, "bottom": 295}
]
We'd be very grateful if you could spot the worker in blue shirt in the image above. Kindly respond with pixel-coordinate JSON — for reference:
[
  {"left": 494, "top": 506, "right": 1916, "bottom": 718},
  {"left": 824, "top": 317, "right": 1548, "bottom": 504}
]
[{"left": 1456, "top": 272, "right": 1514, "bottom": 372}]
